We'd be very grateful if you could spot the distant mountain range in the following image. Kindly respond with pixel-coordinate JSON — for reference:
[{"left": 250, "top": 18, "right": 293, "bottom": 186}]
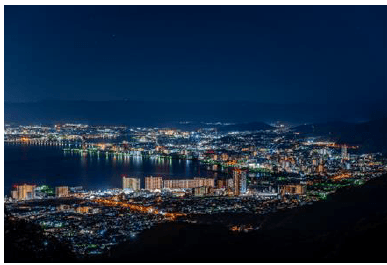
[
  {"left": 216, "top": 121, "right": 273, "bottom": 131},
  {"left": 5, "top": 99, "right": 386, "bottom": 126},
  {"left": 5, "top": 100, "right": 386, "bottom": 154},
  {"left": 295, "top": 117, "right": 387, "bottom": 154}
]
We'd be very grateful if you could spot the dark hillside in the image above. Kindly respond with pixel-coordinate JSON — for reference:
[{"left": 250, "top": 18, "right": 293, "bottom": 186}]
[
  {"left": 296, "top": 117, "right": 387, "bottom": 154},
  {"left": 4, "top": 217, "right": 76, "bottom": 262},
  {"left": 97, "top": 174, "right": 387, "bottom": 262}
]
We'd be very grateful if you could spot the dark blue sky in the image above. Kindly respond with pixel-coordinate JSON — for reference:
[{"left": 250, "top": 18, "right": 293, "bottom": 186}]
[{"left": 5, "top": 5, "right": 387, "bottom": 103}]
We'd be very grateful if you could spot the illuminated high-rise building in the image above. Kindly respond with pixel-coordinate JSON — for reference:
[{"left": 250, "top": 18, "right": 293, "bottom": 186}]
[
  {"left": 227, "top": 178, "right": 234, "bottom": 190},
  {"left": 55, "top": 186, "right": 69, "bottom": 197},
  {"left": 233, "top": 173, "right": 240, "bottom": 196},
  {"left": 233, "top": 169, "right": 247, "bottom": 196},
  {"left": 341, "top": 144, "right": 348, "bottom": 160},
  {"left": 240, "top": 172, "right": 247, "bottom": 194},
  {"left": 145, "top": 176, "right": 163, "bottom": 191},
  {"left": 123, "top": 177, "right": 141, "bottom": 191},
  {"left": 11, "top": 184, "right": 36, "bottom": 200}
]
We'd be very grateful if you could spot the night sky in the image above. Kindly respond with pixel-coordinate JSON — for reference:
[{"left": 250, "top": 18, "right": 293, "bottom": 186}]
[{"left": 5, "top": 6, "right": 387, "bottom": 104}]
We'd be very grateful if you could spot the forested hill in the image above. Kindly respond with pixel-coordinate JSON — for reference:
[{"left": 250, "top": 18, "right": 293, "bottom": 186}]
[{"left": 295, "top": 117, "right": 387, "bottom": 155}]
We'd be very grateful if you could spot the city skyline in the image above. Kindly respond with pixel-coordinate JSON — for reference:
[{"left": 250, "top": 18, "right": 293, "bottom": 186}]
[{"left": 4, "top": 5, "right": 387, "bottom": 263}]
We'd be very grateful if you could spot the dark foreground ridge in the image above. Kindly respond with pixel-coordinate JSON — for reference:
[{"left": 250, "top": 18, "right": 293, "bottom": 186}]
[
  {"left": 95, "top": 174, "right": 387, "bottom": 262},
  {"left": 5, "top": 174, "right": 387, "bottom": 262},
  {"left": 4, "top": 215, "right": 76, "bottom": 262}
]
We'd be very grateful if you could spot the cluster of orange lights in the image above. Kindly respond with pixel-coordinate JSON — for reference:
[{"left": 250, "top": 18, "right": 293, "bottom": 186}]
[
  {"left": 302, "top": 142, "right": 359, "bottom": 149},
  {"left": 331, "top": 173, "right": 352, "bottom": 181},
  {"left": 230, "top": 225, "right": 254, "bottom": 232},
  {"left": 93, "top": 199, "right": 186, "bottom": 220}
]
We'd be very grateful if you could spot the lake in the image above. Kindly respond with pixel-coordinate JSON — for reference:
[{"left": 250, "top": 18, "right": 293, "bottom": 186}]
[{"left": 4, "top": 143, "right": 214, "bottom": 195}]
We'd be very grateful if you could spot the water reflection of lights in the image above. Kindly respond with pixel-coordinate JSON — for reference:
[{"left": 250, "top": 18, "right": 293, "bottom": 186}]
[{"left": 133, "top": 155, "right": 142, "bottom": 167}]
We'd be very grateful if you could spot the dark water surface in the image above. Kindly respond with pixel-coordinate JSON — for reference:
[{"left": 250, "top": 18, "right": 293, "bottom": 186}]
[{"left": 4, "top": 144, "right": 213, "bottom": 195}]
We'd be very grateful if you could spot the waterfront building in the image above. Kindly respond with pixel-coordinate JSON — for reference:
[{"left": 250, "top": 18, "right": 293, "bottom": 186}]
[
  {"left": 11, "top": 184, "right": 36, "bottom": 200},
  {"left": 55, "top": 186, "right": 69, "bottom": 197},
  {"left": 145, "top": 176, "right": 163, "bottom": 191},
  {"left": 163, "top": 178, "right": 215, "bottom": 189},
  {"left": 11, "top": 190, "right": 18, "bottom": 200},
  {"left": 123, "top": 176, "right": 141, "bottom": 191}
]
